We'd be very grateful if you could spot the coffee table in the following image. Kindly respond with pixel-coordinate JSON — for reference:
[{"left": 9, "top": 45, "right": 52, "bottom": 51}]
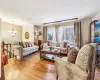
[{"left": 40, "top": 49, "right": 60, "bottom": 60}]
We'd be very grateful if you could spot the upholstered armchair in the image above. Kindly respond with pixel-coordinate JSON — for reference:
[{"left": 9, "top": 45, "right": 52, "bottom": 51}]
[{"left": 55, "top": 43, "right": 97, "bottom": 80}]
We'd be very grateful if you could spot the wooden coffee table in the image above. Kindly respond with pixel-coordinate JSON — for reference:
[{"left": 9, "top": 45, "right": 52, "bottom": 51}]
[{"left": 40, "top": 49, "right": 60, "bottom": 60}]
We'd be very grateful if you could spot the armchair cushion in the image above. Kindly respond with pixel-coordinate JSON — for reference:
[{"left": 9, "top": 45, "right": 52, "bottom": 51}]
[
  {"left": 75, "top": 44, "right": 93, "bottom": 72},
  {"left": 66, "top": 61, "right": 88, "bottom": 80}
]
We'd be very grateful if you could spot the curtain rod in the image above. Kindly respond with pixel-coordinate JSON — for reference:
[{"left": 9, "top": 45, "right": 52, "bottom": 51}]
[{"left": 43, "top": 17, "right": 78, "bottom": 25}]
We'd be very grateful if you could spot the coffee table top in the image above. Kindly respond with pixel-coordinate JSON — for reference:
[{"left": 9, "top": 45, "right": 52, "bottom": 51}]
[{"left": 40, "top": 49, "right": 60, "bottom": 54}]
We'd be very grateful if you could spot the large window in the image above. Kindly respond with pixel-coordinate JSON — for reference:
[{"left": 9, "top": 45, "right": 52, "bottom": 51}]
[
  {"left": 59, "top": 26, "right": 74, "bottom": 42},
  {"left": 47, "top": 27, "right": 56, "bottom": 41}
]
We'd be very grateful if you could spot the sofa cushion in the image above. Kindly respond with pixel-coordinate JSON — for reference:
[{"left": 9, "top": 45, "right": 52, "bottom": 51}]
[
  {"left": 75, "top": 44, "right": 93, "bottom": 72},
  {"left": 23, "top": 46, "right": 39, "bottom": 52}
]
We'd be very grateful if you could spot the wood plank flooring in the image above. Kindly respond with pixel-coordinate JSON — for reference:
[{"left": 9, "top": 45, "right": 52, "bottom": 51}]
[{"left": 4, "top": 51, "right": 100, "bottom": 80}]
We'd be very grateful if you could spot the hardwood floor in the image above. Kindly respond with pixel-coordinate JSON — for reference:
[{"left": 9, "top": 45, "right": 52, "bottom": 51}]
[
  {"left": 4, "top": 51, "right": 100, "bottom": 80},
  {"left": 4, "top": 52, "right": 56, "bottom": 80}
]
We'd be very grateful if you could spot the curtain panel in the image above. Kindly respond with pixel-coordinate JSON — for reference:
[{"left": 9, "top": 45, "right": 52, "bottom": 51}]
[
  {"left": 43, "top": 26, "right": 47, "bottom": 43},
  {"left": 74, "top": 22, "right": 81, "bottom": 48},
  {"left": 55, "top": 25, "right": 60, "bottom": 42}
]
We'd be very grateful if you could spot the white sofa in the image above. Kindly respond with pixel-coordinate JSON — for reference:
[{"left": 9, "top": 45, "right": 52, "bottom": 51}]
[
  {"left": 22, "top": 45, "right": 39, "bottom": 57},
  {"left": 13, "top": 41, "right": 39, "bottom": 60}
]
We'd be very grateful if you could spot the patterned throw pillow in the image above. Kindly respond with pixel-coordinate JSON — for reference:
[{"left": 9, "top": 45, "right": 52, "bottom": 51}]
[
  {"left": 26, "top": 42, "right": 29, "bottom": 47},
  {"left": 23, "top": 42, "right": 26, "bottom": 48},
  {"left": 67, "top": 50, "right": 78, "bottom": 63}
]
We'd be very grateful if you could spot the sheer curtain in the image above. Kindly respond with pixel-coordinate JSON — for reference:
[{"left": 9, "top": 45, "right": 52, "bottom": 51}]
[
  {"left": 47, "top": 27, "right": 56, "bottom": 42},
  {"left": 59, "top": 26, "right": 74, "bottom": 42}
]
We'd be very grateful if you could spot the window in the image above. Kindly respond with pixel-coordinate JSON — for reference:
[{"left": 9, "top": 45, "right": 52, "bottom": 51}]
[
  {"left": 59, "top": 26, "right": 74, "bottom": 42},
  {"left": 47, "top": 27, "right": 56, "bottom": 41}
]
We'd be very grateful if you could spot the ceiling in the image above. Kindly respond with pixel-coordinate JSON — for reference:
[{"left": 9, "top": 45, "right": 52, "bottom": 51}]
[{"left": 0, "top": 0, "right": 100, "bottom": 25}]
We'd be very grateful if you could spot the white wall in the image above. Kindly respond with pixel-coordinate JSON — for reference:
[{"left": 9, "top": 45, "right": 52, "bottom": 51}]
[
  {"left": 81, "top": 18, "right": 92, "bottom": 46},
  {"left": 92, "top": 12, "right": 100, "bottom": 20},
  {"left": 22, "top": 24, "right": 34, "bottom": 42},
  {"left": 1, "top": 22, "right": 22, "bottom": 43}
]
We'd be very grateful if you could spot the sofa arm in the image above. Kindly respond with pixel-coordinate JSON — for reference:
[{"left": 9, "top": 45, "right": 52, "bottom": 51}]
[
  {"left": 13, "top": 45, "right": 23, "bottom": 60},
  {"left": 66, "top": 62, "right": 88, "bottom": 80},
  {"left": 54, "top": 57, "right": 69, "bottom": 80}
]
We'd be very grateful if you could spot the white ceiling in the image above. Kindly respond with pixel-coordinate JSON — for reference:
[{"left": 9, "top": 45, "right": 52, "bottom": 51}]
[{"left": 0, "top": 0, "right": 100, "bottom": 25}]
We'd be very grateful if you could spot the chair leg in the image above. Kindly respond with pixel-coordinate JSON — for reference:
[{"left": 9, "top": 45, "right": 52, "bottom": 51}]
[{"left": 56, "top": 75, "right": 58, "bottom": 80}]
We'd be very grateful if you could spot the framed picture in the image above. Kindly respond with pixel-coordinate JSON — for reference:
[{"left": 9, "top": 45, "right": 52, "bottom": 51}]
[
  {"left": 25, "top": 32, "right": 29, "bottom": 39},
  {"left": 94, "top": 21, "right": 100, "bottom": 43},
  {"left": 90, "top": 20, "right": 100, "bottom": 43}
]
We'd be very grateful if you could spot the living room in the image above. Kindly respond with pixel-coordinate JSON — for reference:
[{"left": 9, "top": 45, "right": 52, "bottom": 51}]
[{"left": 0, "top": 0, "right": 100, "bottom": 80}]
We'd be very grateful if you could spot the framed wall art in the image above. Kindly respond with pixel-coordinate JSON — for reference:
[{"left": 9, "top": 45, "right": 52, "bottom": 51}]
[
  {"left": 25, "top": 32, "right": 29, "bottom": 39},
  {"left": 90, "top": 20, "right": 100, "bottom": 43}
]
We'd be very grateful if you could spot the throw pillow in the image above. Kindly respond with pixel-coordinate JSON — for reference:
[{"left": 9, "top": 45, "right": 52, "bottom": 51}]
[
  {"left": 56, "top": 42, "right": 60, "bottom": 47},
  {"left": 43, "top": 43, "right": 49, "bottom": 49},
  {"left": 27, "top": 42, "right": 29, "bottom": 47},
  {"left": 25, "top": 42, "right": 27, "bottom": 47},
  {"left": 27, "top": 42, "right": 30, "bottom": 47},
  {"left": 47, "top": 41, "right": 50, "bottom": 46},
  {"left": 64, "top": 42, "right": 67, "bottom": 48},
  {"left": 20, "top": 41, "right": 24, "bottom": 47},
  {"left": 25, "top": 42, "right": 28, "bottom": 47},
  {"left": 60, "top": 42, "right": 64, "bottom": 48},
  {"left": 67, "top": 50, "right": 78, "bottom": 63},
  {"left": 29, "top": 42, "right": 31, "bottom": 47},
  {"left": 31, "top": 42, "right": 34, "bottom": 46},
  {"left": 23, "top": 42, "right": 26, "bottom": 48}
]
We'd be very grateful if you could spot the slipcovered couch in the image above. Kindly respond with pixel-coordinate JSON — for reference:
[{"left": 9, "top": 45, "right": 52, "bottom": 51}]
[{"left": 13, "top": 41, "right": 39, "bottom": 59}]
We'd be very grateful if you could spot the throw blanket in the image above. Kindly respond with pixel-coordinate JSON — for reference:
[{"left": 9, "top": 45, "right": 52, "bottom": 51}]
[{"left": 1, "top": 53, "right": 8, "bottom": 80}]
